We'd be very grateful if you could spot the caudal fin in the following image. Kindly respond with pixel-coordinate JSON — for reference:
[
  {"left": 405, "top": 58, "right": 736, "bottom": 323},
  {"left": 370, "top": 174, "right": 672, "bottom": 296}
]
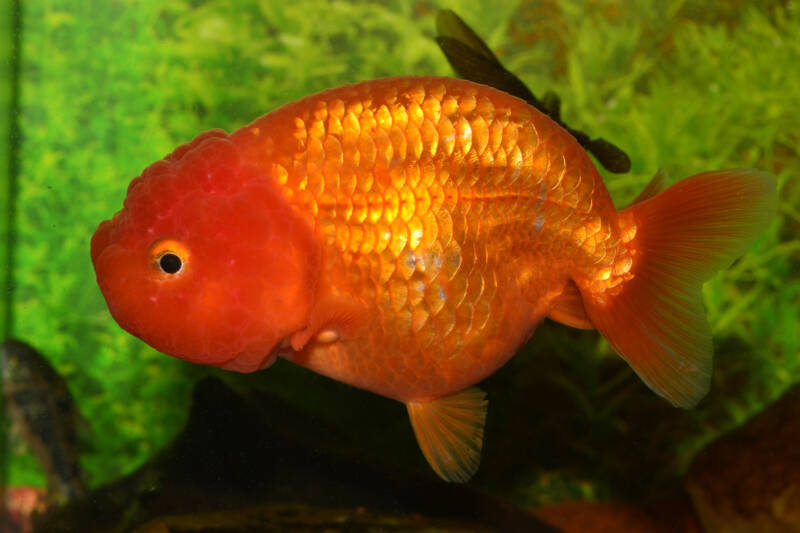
[{"left": 583, "top": 169, "right": 777, "bottom": 408}]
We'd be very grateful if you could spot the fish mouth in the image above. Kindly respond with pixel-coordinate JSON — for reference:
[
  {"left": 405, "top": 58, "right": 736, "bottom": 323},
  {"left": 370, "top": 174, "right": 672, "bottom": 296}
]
[
  {"left": 260, "top": 345, "right": 282, "bottom": 369},
  {"left": 217, "top": 340, "right": 285, "bottom": 373}
]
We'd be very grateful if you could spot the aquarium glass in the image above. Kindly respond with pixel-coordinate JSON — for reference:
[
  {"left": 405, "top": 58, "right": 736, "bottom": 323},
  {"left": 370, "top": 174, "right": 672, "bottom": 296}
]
[{"left": 1, "top": 0, "right": 797, "bottom": 529}]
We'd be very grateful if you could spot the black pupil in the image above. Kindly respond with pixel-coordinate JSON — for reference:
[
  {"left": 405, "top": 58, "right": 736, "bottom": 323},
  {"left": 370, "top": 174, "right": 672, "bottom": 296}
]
[{"left": 159, "top": 253, "right": 182, "bottom": 274}]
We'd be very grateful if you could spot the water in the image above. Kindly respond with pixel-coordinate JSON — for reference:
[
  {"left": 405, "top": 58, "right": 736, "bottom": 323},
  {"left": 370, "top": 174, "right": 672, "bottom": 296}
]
[{"left": 2, "top": 1, "right": 798, "bottom": 531}]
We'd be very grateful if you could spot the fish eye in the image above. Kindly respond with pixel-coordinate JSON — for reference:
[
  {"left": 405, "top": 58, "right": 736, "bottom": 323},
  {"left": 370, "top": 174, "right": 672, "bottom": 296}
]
[
  {"left": 150, "top": 238, "right": 189, "bottom": 277},
  {"left": 158, "top": 253, "right": 182, "bottom": 274}
]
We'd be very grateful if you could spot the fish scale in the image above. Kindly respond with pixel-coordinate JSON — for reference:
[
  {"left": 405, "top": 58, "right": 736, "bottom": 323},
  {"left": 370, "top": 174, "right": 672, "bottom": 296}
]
[{"left": 231, "top": 77, "right": 618, "bottom": 401}]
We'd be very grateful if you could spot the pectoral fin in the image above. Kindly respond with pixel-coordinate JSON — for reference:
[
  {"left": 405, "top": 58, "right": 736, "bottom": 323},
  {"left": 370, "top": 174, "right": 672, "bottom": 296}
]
[
  {"left": 406, "top": 387, "right": 487, "bottom": 483},
  {"left": 290, "top": 295, "right": 366, "bottom": 351}
]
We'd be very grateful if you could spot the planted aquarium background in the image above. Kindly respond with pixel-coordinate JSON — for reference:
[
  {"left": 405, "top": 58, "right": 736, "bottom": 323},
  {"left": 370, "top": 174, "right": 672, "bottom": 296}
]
[{"left": 2, "top": 0, "right": 798, "bottom": 521}]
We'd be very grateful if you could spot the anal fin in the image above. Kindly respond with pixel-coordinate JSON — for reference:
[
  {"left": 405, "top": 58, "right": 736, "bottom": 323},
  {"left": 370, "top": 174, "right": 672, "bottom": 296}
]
[
  {"left": 548, "top": 280, "right": 593, "bottom": 329},
  {"left": 406, "top": 387, "right": 487, "bottom": 483}
]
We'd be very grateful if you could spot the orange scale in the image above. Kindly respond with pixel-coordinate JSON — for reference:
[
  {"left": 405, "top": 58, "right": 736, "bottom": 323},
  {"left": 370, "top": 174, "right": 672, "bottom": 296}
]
[
  {"left": 423, "top": 279, "right": 447, "bottom": 316},
  {"left": 387, "top": 218, "right": 408, "bottom": 257},
  {"left": 500, "top": 121, "right": 519, "bottom": 153},
  {"left": 421, "top": 118, "right": 438, "bottom": 157},
  {"left": 407, "top": 101, "right": 424, "bottom": 128},
  {"left": 374, "top": 129, "right": 393, "bottom": 169},
  {"left": 406, "top": 123, "right": 423, "bottom": 162},
  {"left": 407, "top": 215, "right": 424, "bottom": 249},
  {"left": 357, "top": 132, "right": 377, "bottom": 170},
  {"left": 346, "top": 225, "right": 364, "bottom": 254},
  {"left": 413, "top": 321, "right": 438, "bottom": 351},
  {"left": 458, "top": 91, "right": 477, "bottom": 115},
  {"left": 437, "top": 115, "right": 456, "bottom": 157},
  {"left": 389, "top": 125, "right": 407, "bottom": 164},
  {"left": 366, "top": 191, "right": 384, "bottom": 224},
  {"left": 422, "top": 95, "right": 441, "bottom": 121},
  {"left": 471, "top": 115, "right": 489, "bottom": 155},
  {"left": 377, "top": 248, "right": 396, "bottom": 284},
  {"left": 342, "top": 111, "right": 360, "bottom": 140},
  {"left": 397, "top": 249, "right": 418, "bottom": 281},
  {"left": 394, "top": 306, "right": 413, "bottom": 333},
  {"left": 447, "top": 272, "right": 468, "bottom": 308},
  {"left": 441, "top": 94, "right": 458, "bottom": 116},
  {"left": 441, "top": 243, "right": 462, "bottom": 280},
  {"left": 455, "top": 116, "right": 473, "bottom": 154},
  {"left": 358, "top": 225, "right": 377, "bottom": 254},
  {"left": 390, "top": 102, "right": 408, "bottom": 129},
  {"left": 418, "top": 212, "right": 439, "bottom": 253},
  {"left": 375, "top": 104, "right": 392, "bottom": 129}
]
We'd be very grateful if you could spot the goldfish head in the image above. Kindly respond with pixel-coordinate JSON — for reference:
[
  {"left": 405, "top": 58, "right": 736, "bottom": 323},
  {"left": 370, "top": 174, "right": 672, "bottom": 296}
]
[{"left": 91, "top": 130, "right": 319, "bottom": 372}]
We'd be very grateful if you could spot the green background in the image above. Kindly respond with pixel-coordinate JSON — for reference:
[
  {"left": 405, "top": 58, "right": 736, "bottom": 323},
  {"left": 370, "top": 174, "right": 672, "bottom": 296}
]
[{"left": 2, "top": 0, "right": 798, "bottom": 505}]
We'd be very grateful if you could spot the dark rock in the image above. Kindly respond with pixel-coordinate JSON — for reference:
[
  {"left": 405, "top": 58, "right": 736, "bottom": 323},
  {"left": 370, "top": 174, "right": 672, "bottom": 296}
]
[
  {"left": 532, "top": 499, "right": 703, "bottom": 533},
  {"left": 132, "top": 503, "right": 494, "bottom": 532},
  {"left": 33, "top": 377, "right": 563, "bottom": 533},
  {"left": 687, "top": 384, "right": 800, "bottom": 533}
]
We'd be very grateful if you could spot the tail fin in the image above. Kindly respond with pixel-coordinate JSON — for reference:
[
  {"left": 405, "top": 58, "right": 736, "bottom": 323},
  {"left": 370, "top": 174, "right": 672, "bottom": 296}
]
[{"left": 583, "top": 169, "right": 777, "bottom": 408}]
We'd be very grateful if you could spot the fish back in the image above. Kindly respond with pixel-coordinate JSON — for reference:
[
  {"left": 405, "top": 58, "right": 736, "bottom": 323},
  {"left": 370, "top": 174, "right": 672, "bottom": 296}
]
[{"left": 232, "top": 77, "right": 619, "bottom": 400}]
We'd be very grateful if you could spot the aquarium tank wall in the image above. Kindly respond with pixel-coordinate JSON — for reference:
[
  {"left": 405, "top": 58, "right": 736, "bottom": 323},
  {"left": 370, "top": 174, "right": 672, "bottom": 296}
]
[{"left": 1, "top": 1, "right": 798, "bottom": 532}]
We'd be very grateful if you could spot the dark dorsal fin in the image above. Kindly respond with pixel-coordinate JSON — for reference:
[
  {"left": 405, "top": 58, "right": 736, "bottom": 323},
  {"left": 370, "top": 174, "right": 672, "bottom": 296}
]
[
  {"left": 435, "top": 10, "right": 542, "bottom": 108},
  {"left": 435, "top": 8, "right": 498, "bottom": 64},
  {"left": 435, "top": 9, "right": 631, "bottom": 174}
]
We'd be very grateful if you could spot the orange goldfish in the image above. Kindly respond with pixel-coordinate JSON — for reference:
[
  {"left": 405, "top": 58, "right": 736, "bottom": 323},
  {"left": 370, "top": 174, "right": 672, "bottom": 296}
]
[{"left": 91, "top": 76, "right": 776, "bottom": 482}]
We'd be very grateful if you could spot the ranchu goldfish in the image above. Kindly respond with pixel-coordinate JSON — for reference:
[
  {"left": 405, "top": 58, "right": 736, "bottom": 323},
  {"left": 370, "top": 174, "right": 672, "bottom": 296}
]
[{"left": 92, "top": 77, "right": 776, "bottom": 482}]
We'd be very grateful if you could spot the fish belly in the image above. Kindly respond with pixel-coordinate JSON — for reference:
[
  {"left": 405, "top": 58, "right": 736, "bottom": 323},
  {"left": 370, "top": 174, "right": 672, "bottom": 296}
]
[{"left": 233, "top": 77, "right": 620, "bottom": 401}]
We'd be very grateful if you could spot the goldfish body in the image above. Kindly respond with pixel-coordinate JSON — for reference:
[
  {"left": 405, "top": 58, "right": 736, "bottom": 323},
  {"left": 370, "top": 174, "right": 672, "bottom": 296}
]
[{"left": 92, "top": 77, "right": 776, "bottom": 482}]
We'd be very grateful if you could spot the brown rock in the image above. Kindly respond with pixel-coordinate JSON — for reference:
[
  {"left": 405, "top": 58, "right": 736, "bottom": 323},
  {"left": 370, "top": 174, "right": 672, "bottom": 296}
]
[
  {"left": 687, "top": 385, "right": 800, "bottom": 533},
  {"left": 132, "top": 503, "right": 494, "bottom": 533},
  {"left": 531, "top": 500, "right": 702, "bottom": 533}
]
